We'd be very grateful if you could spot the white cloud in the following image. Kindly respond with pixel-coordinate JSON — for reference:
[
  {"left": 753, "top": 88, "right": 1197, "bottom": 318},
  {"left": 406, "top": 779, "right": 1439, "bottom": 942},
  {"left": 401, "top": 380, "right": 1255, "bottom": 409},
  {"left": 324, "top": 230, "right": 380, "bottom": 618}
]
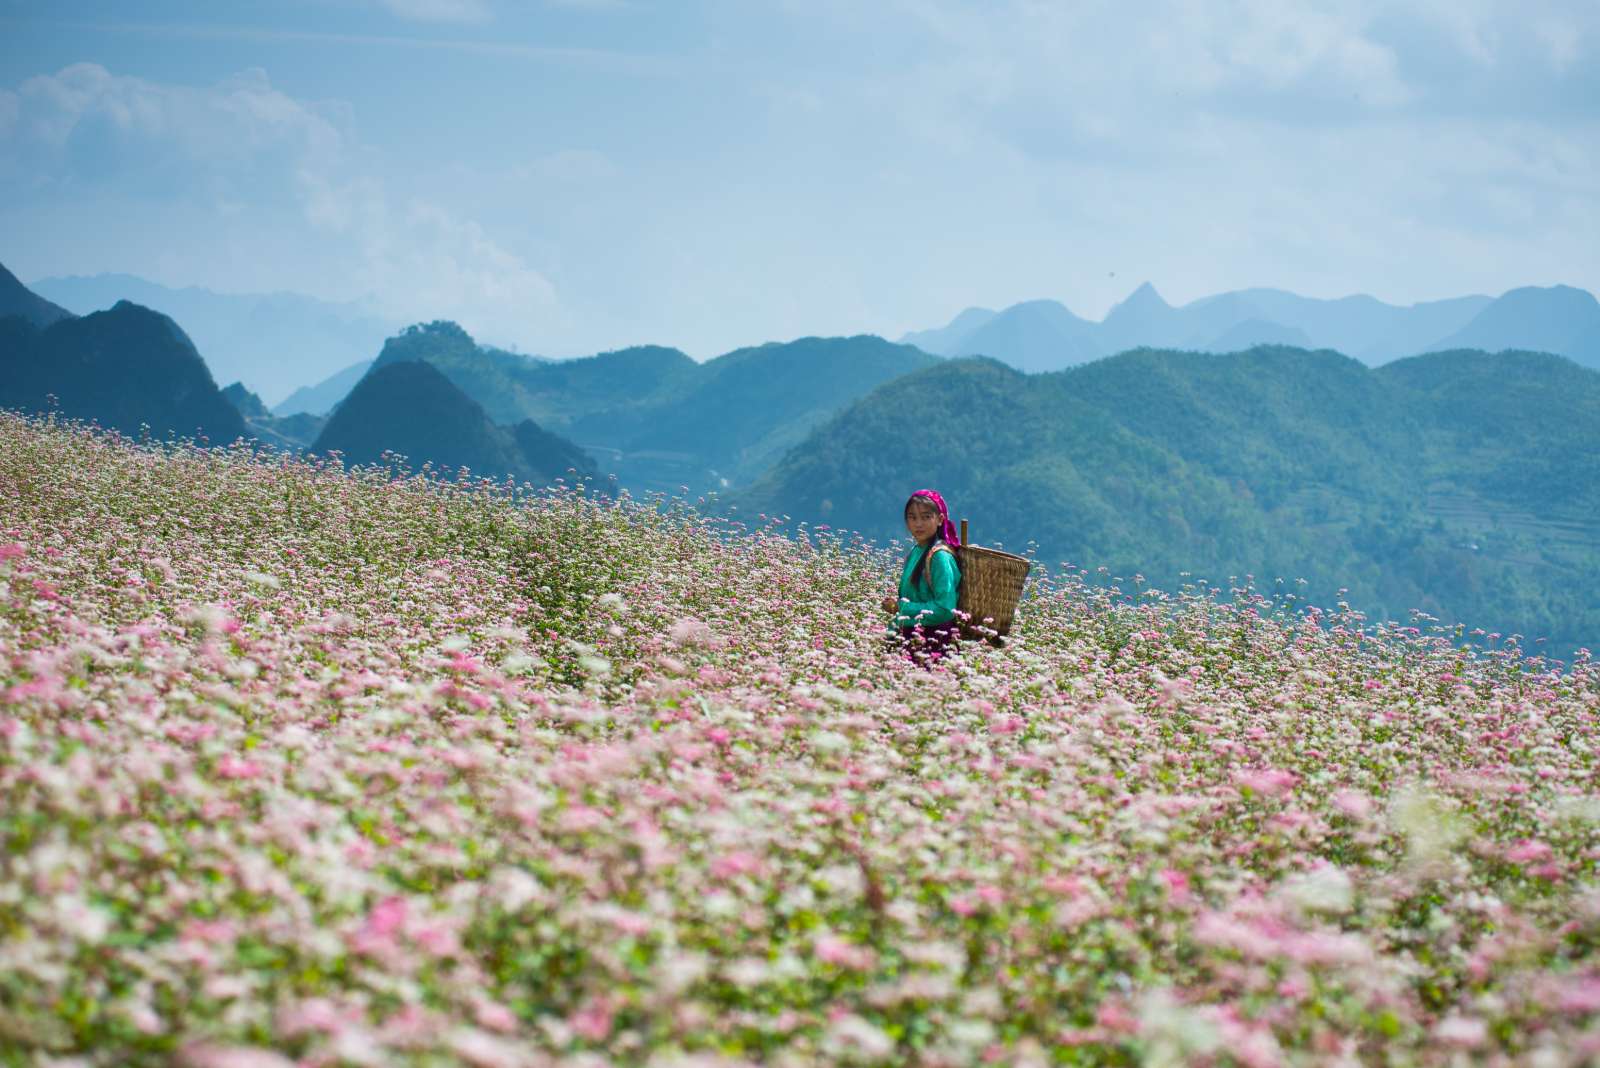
[
  {"left": 297, "top": 170, "right": 563, "bottom": 345},
  {"left": 1, "top": 63, "right": 343, "bottom": 189},
  {"left": 1, "top": 63, "right": 565, "bottom": 349},
  {"left": 378, "top": 0, "right": 492, "bottom": 23}
]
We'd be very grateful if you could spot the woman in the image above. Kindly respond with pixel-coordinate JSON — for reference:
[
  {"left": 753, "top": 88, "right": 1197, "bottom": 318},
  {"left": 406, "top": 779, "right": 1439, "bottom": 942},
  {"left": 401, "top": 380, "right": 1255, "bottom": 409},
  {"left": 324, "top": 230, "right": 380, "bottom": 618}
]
[{"left": 883, "top": 489, "right": 962, "bottom": 665}]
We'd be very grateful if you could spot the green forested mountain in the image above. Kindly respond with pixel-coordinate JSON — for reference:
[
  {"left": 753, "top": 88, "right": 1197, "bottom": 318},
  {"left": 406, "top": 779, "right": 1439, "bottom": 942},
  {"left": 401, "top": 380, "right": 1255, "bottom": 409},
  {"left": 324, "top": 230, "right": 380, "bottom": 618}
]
[
  {"left": 312, "top": 360, "right": 594, "bottom": 485},
  {"left": 0, "top": 300, "right": 245, "bottom": 444},
  {"left": 569, "top": 335, "right": 940, "bottom": 485},
  {"left": 740, "top": 346, "right": 1600, "bottom": 657},
  {"left": 361, "top": 321, "right": 936, "bottom": 493}
]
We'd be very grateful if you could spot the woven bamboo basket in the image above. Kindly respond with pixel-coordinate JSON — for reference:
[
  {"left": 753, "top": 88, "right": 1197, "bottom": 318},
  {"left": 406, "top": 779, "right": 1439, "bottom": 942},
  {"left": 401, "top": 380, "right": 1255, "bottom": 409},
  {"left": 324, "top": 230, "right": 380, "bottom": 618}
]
[{"left": 954, "top": 519, "right": 1030, "bottom": 643}]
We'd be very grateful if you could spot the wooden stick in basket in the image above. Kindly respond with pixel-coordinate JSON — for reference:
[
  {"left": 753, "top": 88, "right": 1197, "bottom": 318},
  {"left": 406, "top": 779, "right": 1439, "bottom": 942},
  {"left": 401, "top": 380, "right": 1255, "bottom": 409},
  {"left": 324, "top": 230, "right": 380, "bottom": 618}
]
[{"left": 960, "top": 518, "right": 969, "bottom": 546}]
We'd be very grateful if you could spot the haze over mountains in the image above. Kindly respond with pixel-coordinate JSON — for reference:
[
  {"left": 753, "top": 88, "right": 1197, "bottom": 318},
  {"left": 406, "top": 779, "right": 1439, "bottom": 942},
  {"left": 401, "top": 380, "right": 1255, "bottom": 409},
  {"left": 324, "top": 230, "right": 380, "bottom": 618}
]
[
  {"left": 4, "top": 258, "right": 1598, "bottom": 655},
  {"left": 31, "top": 273, "right": 398, "bottom": 406},
  {"left": 904, "top": 283, "right": 1600, "bottom": 374}
]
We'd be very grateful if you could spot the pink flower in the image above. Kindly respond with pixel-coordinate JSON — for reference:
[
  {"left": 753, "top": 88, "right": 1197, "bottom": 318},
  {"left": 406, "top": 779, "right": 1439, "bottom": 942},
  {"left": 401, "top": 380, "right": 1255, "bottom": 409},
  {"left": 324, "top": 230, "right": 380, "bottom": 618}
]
[
  {"left": 1555, "top": 975, "right": 1600, "bottom": 1013},
  {"left": 473, "top": 999, "right": 518, "bottom": 1033},
  {"left": 815, "top": 935, "right": 875, "bottom": 970},
  {"left": 1159, "top": 868, "right": 1192, "bottom": 904},
  {"left": 710, "top": 851, "right": 762, "bottom": 879},
  {"left": 215, "top": 754, "right": 263, "bottom": 780},
  {"left": 181, "top": 919, "right": 236, "bottom": 944},
  {"left": 1331, "top": 789, "right": 1372, "bottom": 818},
  {"left": 180, "top": 1045, "right": 297, "bottom": 1068},
  {"left": 1234, "top": 768, "right": 1298, "bottom": 799},
  {"left": 1505, "top": 839, "right": 1554, "bottom": 864},
  {"left": 568, "top": 997, "right": 614, "bottom": 1042},
  {"left": 362, "top": 896, "right": 407, "bottom": 941}
]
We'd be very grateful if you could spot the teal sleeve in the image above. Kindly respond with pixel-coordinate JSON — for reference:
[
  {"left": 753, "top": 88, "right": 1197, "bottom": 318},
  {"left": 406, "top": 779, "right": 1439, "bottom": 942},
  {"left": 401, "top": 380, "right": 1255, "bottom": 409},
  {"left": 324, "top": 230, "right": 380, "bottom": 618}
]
[{"left": 894, "top": 550, "right": 960, "bottom": 628}]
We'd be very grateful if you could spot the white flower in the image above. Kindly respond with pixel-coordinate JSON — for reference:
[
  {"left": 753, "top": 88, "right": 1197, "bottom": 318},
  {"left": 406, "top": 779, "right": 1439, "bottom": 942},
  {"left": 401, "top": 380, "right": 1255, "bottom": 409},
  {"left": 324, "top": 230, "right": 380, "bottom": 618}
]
[
  {"left": 823, "top": 1013, "right": 894, "bottom": 1060},
  {"left": 1281, "top": 864, "right": 1355, "bottom": 915}
]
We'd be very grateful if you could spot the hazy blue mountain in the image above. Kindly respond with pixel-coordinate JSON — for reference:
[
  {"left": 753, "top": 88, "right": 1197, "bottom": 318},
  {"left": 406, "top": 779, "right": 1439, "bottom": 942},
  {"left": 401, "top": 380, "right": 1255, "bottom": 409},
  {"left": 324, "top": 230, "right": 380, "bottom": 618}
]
[
  {"left": 740, "top": 345, "right": 1600, "bottom": 657},
  {"left": 0, "top": 300, "right": 245, "bottom": 444},
  {"left": 273, "top": 360, "right": 374, "bottom": 417},
  {"left": 313, "top": 360, "right": 594, "bottom": 485},
  {"left": 221, "top": 382, "right": 271, "bottom": 419},
  {"left": 268, "top": 412, "right": 328, "bottom": 449},
  {"left": 1201, "top": 318, "right": 1313, "bottom": 352},
  {"left": 1426, "top": 286, "right": 1600, "bottom": 370},
  {"left": 901, "top": 284, "right": 1505, "bottom": 371},
  {"left": 899, "top": 306, "right": 996, "bottom": 355},
  {"left": 1221, "top": 289, "right": 1491, "bottom": 363},
  {"left": 223, "top": 380, "right": 325, "bottom": 450},
  {"left": 31, "top": 273, "right": 397, "bottom": 405},
  {"left": 1, "top": 262, "right": 73, "bottom": 328},
  {"left": 957, "top": 299, "right": 1101, "bottom": 372},
  {"left": 1098, "top": 282, "right": 1187, "bottom": 352}
]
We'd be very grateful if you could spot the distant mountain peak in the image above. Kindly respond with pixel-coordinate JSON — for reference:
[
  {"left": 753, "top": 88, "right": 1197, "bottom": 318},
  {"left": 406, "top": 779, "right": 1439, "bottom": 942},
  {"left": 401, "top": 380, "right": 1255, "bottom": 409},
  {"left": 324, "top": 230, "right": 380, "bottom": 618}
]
[
  {"left": 1497, "top": 283, "right": 1599, "bottom": 309},
  {"left": 1124, "top": 281, "right": 1169, "bottom": 309},
  {"left": 222, "top": 382, "right": 271, "bottom": 420},
  {"left": 1105, "top": 281, "right": 1173, "bottom": 325}
]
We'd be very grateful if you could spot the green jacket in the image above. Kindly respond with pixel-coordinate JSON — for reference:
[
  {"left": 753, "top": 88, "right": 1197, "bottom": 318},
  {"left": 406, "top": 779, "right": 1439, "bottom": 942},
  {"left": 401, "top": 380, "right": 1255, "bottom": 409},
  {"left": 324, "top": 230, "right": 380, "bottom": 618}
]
[{"left": 893, "top": 541, "right": 961, "bottom": 630}]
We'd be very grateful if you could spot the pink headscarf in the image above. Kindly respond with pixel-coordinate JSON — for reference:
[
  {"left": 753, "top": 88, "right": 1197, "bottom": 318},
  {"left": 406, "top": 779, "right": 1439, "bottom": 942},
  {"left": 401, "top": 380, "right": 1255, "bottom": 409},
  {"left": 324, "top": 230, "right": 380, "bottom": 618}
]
[{"left": 906, "top": 489, "right": 961, "bottom": 547}]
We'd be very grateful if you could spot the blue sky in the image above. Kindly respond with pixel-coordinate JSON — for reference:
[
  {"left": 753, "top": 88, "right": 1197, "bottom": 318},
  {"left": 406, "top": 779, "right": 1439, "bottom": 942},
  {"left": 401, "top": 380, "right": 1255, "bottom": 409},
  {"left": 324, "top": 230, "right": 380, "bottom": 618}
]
[{"left": 2, "top": 0, "right": 1597, "bottom": 358}]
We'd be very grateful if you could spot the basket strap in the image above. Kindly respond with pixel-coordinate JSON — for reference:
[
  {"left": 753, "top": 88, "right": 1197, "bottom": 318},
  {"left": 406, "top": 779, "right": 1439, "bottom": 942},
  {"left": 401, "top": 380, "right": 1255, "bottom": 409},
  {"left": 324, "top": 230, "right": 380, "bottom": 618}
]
[{"left": 929, "top": 543, "right": 960, "bottom": 585}]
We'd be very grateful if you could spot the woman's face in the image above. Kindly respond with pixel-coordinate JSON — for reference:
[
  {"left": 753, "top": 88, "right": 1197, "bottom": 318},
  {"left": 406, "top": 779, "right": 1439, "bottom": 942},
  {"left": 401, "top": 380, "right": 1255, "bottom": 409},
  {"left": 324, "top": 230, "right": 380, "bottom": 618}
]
[{"left": 905, "top": 500, "right": 941, "bottom": 543}]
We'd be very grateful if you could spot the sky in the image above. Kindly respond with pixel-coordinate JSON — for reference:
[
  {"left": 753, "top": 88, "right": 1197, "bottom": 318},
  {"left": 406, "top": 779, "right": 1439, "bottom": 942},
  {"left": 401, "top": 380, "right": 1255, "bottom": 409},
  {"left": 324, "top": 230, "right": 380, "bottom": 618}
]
[{"left": 1, "top": 0, "right": 1597, "bottom": 359}]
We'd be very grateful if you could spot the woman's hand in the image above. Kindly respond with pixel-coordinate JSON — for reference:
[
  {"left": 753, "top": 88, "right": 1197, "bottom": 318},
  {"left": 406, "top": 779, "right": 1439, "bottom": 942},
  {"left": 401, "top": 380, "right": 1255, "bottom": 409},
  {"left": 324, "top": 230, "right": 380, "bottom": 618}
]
[{"left": 882, "top": 595, "right": 898, "bottom": 614}]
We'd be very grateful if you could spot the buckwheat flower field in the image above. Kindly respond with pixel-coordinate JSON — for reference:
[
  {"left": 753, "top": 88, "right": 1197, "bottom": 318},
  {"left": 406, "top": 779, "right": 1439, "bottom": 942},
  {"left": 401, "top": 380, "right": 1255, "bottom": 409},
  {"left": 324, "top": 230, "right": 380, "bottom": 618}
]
[{"left": 2, "top": 412, "right": 1598, "bottom": 1067}]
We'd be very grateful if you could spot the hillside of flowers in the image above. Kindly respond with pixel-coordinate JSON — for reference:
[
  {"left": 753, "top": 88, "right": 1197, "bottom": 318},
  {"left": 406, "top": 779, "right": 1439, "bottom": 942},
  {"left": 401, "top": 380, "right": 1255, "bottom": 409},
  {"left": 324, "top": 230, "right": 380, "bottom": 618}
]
[{"left": 2, "top": 410, "right": 1598, "bottom": 1068}]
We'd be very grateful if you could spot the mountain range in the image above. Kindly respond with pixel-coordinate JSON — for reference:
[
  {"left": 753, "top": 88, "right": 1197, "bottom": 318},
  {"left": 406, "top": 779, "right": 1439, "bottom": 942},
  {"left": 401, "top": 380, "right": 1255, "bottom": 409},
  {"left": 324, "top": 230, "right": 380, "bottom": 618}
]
[
  {"left": 30, "top": 273, "right": 398, "bottom": 406},
  {"left": 739, "top": 346, "right": 1600, "bottom": 657},
  {"left": 6, "top": 258, "right": 1599, "bottom": 653},
  {"left": 365, "top": 320, "right": 938, "bottom": 493},
  {"left": 904, "top": 283, "right": 1600, "bottom": 373}
]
